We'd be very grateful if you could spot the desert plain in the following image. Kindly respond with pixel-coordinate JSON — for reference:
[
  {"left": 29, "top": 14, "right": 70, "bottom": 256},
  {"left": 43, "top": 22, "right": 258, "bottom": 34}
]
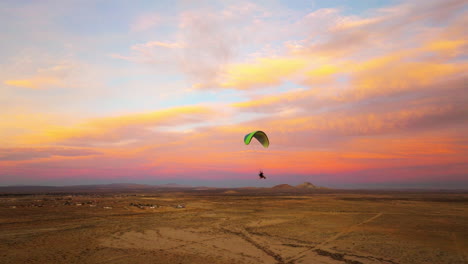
[{"left": 1, "top": 186, "right": 467, "bottom": 264}]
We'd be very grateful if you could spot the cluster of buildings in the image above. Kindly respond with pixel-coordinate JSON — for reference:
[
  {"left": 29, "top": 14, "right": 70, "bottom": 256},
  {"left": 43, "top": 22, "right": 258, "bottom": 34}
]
[{"left": 129, "top": 202, "right": 186, "bottom": 209}]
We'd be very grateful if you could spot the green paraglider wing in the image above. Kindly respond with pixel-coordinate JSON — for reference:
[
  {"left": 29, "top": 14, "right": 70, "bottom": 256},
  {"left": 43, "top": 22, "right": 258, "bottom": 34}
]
[{"left": 244, "top": 131, "right": 269, "bottom": 148}]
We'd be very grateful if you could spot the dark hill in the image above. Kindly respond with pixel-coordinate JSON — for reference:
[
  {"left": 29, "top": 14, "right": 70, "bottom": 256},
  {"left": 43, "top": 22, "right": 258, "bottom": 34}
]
[
  {"left": 272, "top": 184, "right": 295, "bottom": 189},
  {"left": 296, "top": 182, "right": 319, "bottom": 189}
]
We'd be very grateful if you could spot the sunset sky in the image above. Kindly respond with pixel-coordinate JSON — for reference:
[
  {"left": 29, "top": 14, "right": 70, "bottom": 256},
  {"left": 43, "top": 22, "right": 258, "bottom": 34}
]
[{"left": 1, "top": 0, "right": 467, "bottom": 188}]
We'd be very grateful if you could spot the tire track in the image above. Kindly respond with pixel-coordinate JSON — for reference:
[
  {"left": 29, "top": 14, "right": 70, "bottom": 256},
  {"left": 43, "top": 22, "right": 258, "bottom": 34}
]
[
  {"left": 314, "top": 249, "right": 363, "bottom": 264},
  {"left": 288, "top": 212, "right": 385, "bottom": 264},
  {"left": 318, "top": 212, "right": 383, "bottom": 248},
  {"left": 96, "top": 253, "right": 133, "bottom": 264},
  {"left": 221, "top": 227, "right": 292, "bottom": 264}
]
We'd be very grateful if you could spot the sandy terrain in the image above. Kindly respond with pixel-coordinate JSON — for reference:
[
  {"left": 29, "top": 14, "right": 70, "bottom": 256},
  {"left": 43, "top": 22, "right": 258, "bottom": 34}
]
[{"left": 0, "top": 191, "right": 467, "bottom": 264}]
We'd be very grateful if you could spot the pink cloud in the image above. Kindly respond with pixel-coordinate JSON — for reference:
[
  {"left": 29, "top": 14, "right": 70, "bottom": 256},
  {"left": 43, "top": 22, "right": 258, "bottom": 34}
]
[
  {"left": 131, "top": 13, "right": 160, "bottom": 32},
  {"left": 0, "top": 147, "right": 100, "bottom": 161}
]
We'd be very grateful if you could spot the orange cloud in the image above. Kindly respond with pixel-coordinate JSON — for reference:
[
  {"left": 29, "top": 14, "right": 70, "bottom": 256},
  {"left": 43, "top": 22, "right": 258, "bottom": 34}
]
[
  {"left": 0, "top": 147, "right": 100, "bottom": 161},
  {"left": 351, "top": 62, "right": 464, "bottom": 98},
  {"left": 4, "top": 77, "right": 63, "bottom": 89},
  {"left": 425, "top": 39, "right": 467, "bottom": 57},
  {"left": 17, "top": 106, "right": 215, "bottom": 145},
  {"left": 215, "top": 8, "right": 466, "bottom": 93},
  {"left": 302, "top": 63, "right": 346, "bottom": 85},
  {"left": 231, "top": 88, "right": 315, "bottom": 109},
  {"left": 332, "top": 16, "right": 385, "bottom": 31},
  {"left": 4, "top": 63, "right": 75, "bottom": 89},
  {"left": 426, "top": 39, "right": 465, "bottom": 52},
  {"left": 323, "top": 36, "right": 466, "bottom": 101},
  {"left": 307, "top": 64, "right": 340, "bottom": 77},
  {"left": 220, "top": 57, "right": 307, "bottom": 89},
  {"left": 0, "top": 112, "right": 67, "bottom": 147},
  {"left": 263, "top": 102, "right": 465, "bottom": 137}
]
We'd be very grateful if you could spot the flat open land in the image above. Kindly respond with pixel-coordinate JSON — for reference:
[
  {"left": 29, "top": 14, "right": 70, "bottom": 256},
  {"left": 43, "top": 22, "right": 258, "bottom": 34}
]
[{"left": 1, "top": 190, "right": 467, "bottom": 264}]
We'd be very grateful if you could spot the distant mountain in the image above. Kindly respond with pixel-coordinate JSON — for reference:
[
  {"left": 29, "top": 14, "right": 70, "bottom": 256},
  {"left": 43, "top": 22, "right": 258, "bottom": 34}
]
[
  {"left": 0, "top": 185, "right": 60, "bottom": 193},
  {"left": 270, "top": 182, "right": 328, "bottom": 191},
  {"left": 272, "top": 184, "right": 295, "bottom": 189},
  {"left": 83, "top": 183, "right": 152, "bottom": 189},
  {"left": 0, "top": 182, "right": 329, "bottom": 194},
  {"left": 158, "top": 183, "right": 192, "bottom": 188},
  {"left": 238, "top": 187, "right": 260, "bottom": 190},
  {"left": 193, "top": 186, "right": 220, "bottom": 190},
  {"left": 296, "top": 182, "right": 324, "bottom": 189},
  {"left": 0, "top": 183, "right": 193, "bottom": 193}
]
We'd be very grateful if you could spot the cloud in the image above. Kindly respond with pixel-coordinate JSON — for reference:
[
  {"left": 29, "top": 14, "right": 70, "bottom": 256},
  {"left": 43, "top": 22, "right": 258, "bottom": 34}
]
[
  {"left": 177, "top": 9, "right": 238, "bottom": 81},
  {"left": 4, "top": 63, "right": 75, "bottom": 89},
  {"left": 131, "top": 12, "right": 160, "bottom": 32},
  {"left": 112, "top": 40, "right": 185, "bottom": 67},
  {"left": 17, "top": 105, "right": 217, "bottom": 146},
  {"left": 426, "top": 39, "right": 467, "bottom": 56},
  {"left": 0, "top": 147, "right": 100, "bottom": 161},
  {"left": 132, "top": 41, "right": 183, "bottom": 50},
  {"left": 5, "top": 77, "right": 62, "bottom": 89},
  {"left": 189, "top": 0, "right": 466, "bottom": 91},
  {"left": 0, "top": 112, "right": 66, "bottom": 148},
  {"left": 233, "top": 82, "right": 468, "bottom": 146},
  {"left": 219, "top": 57, "right": 307, "bottom": 89},
  {"left": 294, "top": 0, "right": 467, "bottom": 56},
  {"left": 113, "top": 2, "right": 289, "bottom": 89},
  {"left": 113, "top": 7, "right": 243, "bottom": 84},
  {"left": 349, "top": 61, "right": 466, "bottom": 99},
  {"left": 231, "top": 88, "right": 324, "bottom": 117}
]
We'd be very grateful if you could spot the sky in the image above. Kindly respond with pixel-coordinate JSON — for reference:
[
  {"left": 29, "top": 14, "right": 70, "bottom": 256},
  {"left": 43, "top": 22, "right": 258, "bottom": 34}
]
[{"left": 1, "top": 0, "right": 467, "bottom": 188}]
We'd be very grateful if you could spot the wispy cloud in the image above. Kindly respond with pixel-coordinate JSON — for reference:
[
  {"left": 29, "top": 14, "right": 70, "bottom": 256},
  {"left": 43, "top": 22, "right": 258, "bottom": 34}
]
[
  {"left": 219, "top": 57, "right": 307, "bottom": 89},
  {"left": 0, "top": 147, "right": 100, "bottom": 161},
  {"left": 131, "top": 12, "right": 160, "bottom": 32},
  {"left": 4, "top": 63, "right": 75, "bottom": 89},
  {"left": 17, "top": 105, "right": 216, "bottom": 146}
]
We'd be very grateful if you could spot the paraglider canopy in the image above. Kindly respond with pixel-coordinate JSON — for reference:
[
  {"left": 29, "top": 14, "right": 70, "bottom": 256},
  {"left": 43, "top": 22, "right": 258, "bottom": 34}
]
[{"left": 244, "top": 130, "right": 269, "bottom": 148}]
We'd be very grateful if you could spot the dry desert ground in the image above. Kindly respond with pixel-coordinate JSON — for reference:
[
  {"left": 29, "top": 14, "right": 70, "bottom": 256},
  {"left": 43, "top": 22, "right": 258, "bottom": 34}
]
[{"left": 1, "top": 190, "right": 467, "bottom": 264}]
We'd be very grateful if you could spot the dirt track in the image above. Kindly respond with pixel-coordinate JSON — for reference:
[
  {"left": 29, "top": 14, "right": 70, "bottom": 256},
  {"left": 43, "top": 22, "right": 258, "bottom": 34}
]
[{"left": 1, "top": 192, "right": 467, "bottom": 263}]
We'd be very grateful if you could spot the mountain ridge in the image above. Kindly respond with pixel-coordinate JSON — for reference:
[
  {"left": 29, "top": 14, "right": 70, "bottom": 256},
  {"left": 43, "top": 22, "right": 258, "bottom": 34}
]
[{"left": 0, "top": 181, "right": 331, "bottom": 194}]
